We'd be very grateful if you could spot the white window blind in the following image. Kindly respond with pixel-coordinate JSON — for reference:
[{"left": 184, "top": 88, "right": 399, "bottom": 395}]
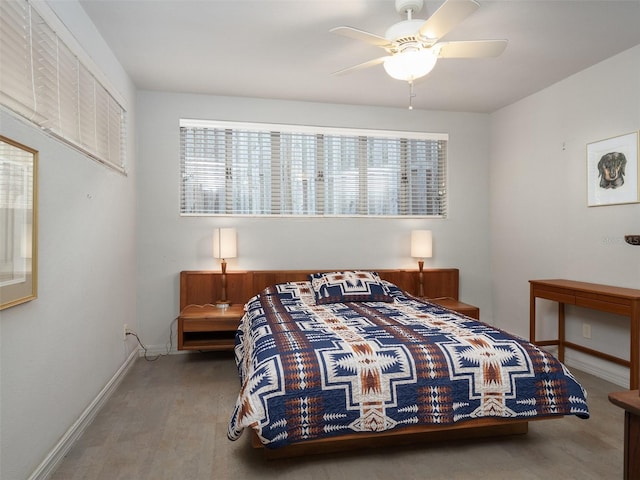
[
  {"left": 180, "top": 120, "right": 447, "bottom": 217},
  {"left": 0, "top": 0, "right": 126, "bottom": 173}
]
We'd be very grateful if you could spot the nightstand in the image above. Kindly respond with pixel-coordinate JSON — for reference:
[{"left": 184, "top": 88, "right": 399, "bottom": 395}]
[
  {"left": 177, "top": 304, "right": 244, "bottom": 351},
  {"left": 428, "top": 297, "right": 480, "bottom": 320}
]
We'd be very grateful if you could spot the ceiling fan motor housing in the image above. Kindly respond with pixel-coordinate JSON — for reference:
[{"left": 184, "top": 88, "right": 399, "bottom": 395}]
[{"left": 385, "top": 20, "right": 427, "bottom": 52}]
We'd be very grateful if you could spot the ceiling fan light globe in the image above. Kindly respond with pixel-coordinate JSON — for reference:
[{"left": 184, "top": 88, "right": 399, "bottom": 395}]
[{"left": 383, "top": 49, "right": 437, "bottom": 81}]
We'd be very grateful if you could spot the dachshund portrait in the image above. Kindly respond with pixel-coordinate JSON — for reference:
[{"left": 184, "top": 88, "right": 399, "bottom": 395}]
[{"left": 597, "top": 152, "right": 626, "bottom": 189}]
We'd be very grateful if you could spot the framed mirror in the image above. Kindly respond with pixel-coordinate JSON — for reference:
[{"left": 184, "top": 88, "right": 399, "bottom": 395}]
[{"left": 0, "top": 135, "right": 37, "bottom": 310}]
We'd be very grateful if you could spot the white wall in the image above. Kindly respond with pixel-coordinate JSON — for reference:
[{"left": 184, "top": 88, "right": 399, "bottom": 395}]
[
  {"left": 6, "top": 5, "right": 636, "bottom": 479},
  {"left": 0, "top": 2, "right": 137, "bottom": 479},
  {"left": 136, "top": 92, "right": 494, "bottom": 349},
  {"left": 490, "top": 45, "right": 640, "bottom": 387}
]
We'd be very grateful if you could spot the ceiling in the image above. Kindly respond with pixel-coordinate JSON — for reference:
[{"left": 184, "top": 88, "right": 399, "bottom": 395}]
[{"left": 76, "top": 0, "right": 640, "bottom": 113}]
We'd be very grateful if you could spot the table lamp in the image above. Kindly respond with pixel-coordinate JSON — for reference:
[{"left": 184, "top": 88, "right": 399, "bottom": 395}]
[
  {"left": 213, "top": 227, "right": 237, "bottom": 308},
  {"left": 411, "top": 230, "right": 432, "bottom": 297}
]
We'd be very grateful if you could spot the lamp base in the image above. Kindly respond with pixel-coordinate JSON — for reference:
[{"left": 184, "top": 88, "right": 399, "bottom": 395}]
[{"left": 216, "top": 301, "right": 231, "bottom": 309}]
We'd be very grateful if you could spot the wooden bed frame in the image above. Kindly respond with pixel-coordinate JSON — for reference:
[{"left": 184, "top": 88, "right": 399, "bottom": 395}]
[
  {"left": 251, "top": 419, "right": 529, "bottom": 459},
  {"left": 179, "top": 268, "right": 533, "bottom": 459},
  {"left": 179, "top": 268, "right": 460, "bottom": 310}
]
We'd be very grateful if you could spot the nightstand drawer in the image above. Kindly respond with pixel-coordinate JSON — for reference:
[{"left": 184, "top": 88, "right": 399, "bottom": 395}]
[
  {"left": 178, "top": 304, "right": 244, "bottom": 351},
  {"left": 182, "top": 317, "right": 240, "bottom": 332}
]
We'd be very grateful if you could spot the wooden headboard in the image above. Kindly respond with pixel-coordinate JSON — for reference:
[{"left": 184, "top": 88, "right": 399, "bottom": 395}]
[{"left": 179, "top": 269, "right": 459, "bottom": 311}]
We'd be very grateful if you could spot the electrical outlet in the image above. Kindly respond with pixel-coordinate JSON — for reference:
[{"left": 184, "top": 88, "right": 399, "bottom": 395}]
[
  {"left": 582, "top": 323, "right": 591, "bottom": 339},
  {"left": 123, "top": 324, "right": 129, "bottom": 340}
]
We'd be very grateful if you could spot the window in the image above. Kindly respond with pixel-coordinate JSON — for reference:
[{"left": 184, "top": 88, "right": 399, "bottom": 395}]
[
  {"left": 180, "top": 120, "right": 447, "bottom": 217},
  {"left": 0, "top": 0, "right": 126, "bottom": 173}
]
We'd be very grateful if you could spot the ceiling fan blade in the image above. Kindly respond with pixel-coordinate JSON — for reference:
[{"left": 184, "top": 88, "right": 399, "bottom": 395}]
[
  {"left": 435, "top": 39, "right": 507, "bottom": 58},
  {"left": 330, "top": 26, "right": 393, "bottom": 48},
  {"left": 331, "top": 56, "right": 389, "bottom": 76},
  {"left": 418, "top": 0, "right": 480, "bottom": 41}
]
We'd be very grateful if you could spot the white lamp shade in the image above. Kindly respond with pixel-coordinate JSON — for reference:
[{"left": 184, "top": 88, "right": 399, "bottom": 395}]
[
  {"left": 213, "top": 228, "right": 237, "bottom": 259},
  {"left": 411, "top": 230, "right": 432, "bottom": 259},
  {"left": 383, "top": 49, "right": 437, "bottom": 81}
]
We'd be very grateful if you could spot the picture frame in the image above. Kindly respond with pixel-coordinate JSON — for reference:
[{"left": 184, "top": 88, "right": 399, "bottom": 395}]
[
  {"left": 587, "top": 131, "right": 639, "bottom": 207},
  {"left": 0, "top": 135, "right": 38, "bottom": 310}
]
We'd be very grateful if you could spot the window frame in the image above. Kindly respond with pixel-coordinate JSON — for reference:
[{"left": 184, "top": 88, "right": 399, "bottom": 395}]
[{"left": 180, "top": 119, "right": 448, "bottom": 218}]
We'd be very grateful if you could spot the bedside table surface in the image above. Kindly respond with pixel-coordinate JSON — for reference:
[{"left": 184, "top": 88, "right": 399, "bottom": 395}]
[
  {"left": 179, "top": 303, "right": 244, "bottom": 319},
  {"left": 427, "top": 297, "right": 480, "bottom": 319}
]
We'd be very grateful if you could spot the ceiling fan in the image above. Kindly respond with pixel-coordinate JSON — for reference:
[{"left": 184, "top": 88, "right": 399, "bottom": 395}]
[{"left": 330, "top": 0, "right": 507, "bottom": 85}]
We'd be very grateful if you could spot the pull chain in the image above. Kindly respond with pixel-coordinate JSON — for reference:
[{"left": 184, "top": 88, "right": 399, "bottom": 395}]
[{"left": 408, "top": 80, "right": 416, "bottom": 110}]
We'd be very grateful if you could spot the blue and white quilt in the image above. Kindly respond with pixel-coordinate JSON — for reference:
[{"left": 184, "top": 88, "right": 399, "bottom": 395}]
[{"left": 228, "top": 281, "right": 589, "bottom": 449}]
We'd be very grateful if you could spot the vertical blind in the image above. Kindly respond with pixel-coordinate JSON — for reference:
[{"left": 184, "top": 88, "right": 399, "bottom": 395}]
[
  {"left": 180, "top": 120, "right": 447, "bottom": 217},
  {"left": 0, "top": 0, "right": 126, "bottom": 173}
]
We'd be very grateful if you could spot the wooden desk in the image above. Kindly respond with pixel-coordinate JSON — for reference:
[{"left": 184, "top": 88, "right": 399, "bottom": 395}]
[
  {"left": 608, "top": 390, "right": 640, "bottom": 480},
  {"left": 529, "top": 279, "right": 640, "bottom": 389}
]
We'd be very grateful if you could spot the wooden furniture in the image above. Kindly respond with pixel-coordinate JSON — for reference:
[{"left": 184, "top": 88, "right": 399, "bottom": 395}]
[
  {"left": 177, "top": 304, "right": 244, "bottom": 351},
  {"left": 253, "top": 418, "right": 528, "bottom": 460},
  {"left": 180, "top": 268, "right": 461, "bottom": 310},
  {"left": 178, "top": 268, "right": 465, "bottom": 351},
  {"left": 608, "top": 390, "right": 640, "bottom": 479},
  {"left": 177, "top": 269, "right": 586, "bottom": 459},
  {"left": 529, "top": 279, "right": 640, "bottom": 389},
  {"left": 429, "top": 297, "right": 479, "bottom": 320},
  {"left": 176, "top": 268, "right": 481, "bottom": 352}
]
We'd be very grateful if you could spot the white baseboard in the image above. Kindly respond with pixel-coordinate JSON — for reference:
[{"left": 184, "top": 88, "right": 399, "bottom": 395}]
[
  {"left": 143, "top": 344, "right": 235, "bottom": 356},
  {"left": 139, "top": 344, "right": 182, "bottom": 357},
  {"left": 564, "top": 354, "right": 629, "bottom": 389},
  {"left": 28, "top": 348, "right": 139, "bottom": 480},
  {"left": 538, "top": 345, "right": 628, "bottom": 388}
]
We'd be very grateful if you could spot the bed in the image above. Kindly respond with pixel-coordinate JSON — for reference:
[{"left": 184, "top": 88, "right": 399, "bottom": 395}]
[{"left": 225, "top": 270, "right": 589, "bottom": 458}]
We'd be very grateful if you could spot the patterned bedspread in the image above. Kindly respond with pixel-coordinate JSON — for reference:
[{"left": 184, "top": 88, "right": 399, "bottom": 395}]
[{"left": 228, "top": 281, "right": 589, "bottom": 449}]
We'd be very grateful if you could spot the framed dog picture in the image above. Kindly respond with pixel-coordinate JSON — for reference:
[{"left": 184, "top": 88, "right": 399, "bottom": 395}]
[{"left": 587, "top": 131, "right": 639, "bottom": 207}]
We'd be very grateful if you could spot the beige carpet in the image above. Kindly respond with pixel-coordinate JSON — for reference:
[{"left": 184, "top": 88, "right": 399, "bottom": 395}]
[{"left": 51, "top": 352, "right": 624, "bottom": 480}]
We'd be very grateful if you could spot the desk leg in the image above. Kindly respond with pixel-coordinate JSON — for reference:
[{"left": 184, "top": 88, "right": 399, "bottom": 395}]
[
  {"left": 630, "top": 304, "right": 639, "bottom": 390},
  {"left": 530, "top": 286, "right": 536, "bottom": 343},
  {"left": 558, "top": 303, "right": 565, "bottom": 363}
]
